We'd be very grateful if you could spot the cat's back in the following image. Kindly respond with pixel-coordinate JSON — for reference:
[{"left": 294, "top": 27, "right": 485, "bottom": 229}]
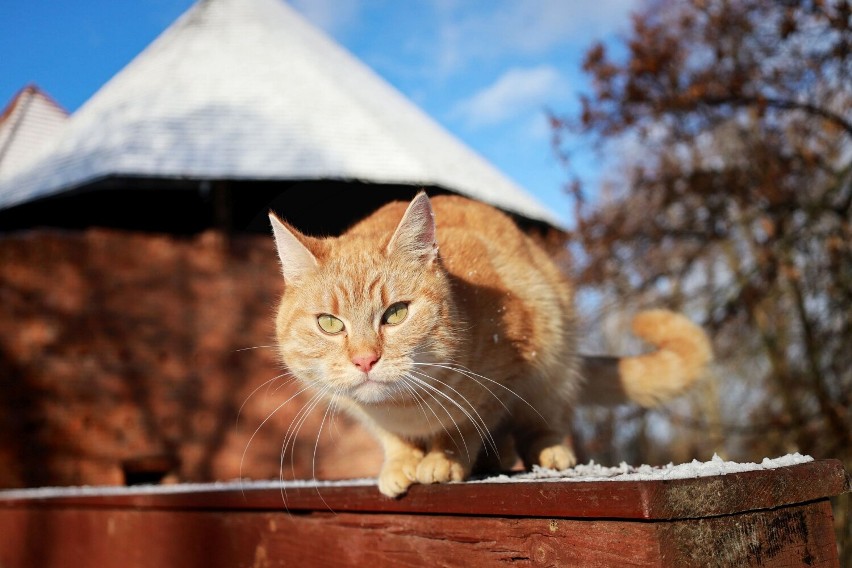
[
  {"left": 347, "top": 194, "right": 533, "bottom": 254},
  {"left": 347, "top": 193, "right": 571, "bottom": 308}
]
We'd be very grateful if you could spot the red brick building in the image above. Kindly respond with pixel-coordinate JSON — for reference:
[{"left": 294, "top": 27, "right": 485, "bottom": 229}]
[{"left": 0, "top": 0, "right": 556, "bottom": 488}]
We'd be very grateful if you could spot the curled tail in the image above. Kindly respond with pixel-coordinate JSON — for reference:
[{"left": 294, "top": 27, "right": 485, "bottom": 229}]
[{"left": 578, "top": 310, "right": 713, "bottom": 407}]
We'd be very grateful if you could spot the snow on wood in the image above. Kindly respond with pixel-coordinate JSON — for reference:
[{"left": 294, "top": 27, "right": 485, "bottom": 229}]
[
  {"left": 473, "top": 452, "right": 815, "bottom": 483},
  {"left": 0, "top": 453, "right": 813, "bottom": 500}
]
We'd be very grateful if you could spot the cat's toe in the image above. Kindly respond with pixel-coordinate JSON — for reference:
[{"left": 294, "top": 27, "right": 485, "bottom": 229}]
[
  {"left": 377, "top": 468, "right": 414, "bottom": 498},
  {"left": 416, "top": 452, "right": 467, "bottom": 484},
  {"left": 538, "top": 444, "right": 576, "bottom": 471}
]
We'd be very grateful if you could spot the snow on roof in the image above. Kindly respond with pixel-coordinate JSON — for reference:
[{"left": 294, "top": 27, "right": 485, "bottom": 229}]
[
  {"left": 0, "top": 454, "right": 813, "bottom": 500},
  {"left": 0, "top": 85, "right": 68, "bottom": 179},
  {"left": 0, "top": 0, "right": 558, "bottom": 225}
]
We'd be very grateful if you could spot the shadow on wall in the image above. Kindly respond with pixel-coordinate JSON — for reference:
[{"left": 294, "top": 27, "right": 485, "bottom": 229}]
[{"left": 0, "top": 227, "right": 381, "bottom": 489}]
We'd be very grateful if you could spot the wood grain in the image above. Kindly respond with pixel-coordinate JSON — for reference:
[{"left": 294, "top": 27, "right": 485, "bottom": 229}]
[
  {"left": 0, "top": 502, "right": 840, "bottom": 567},
  {"left": 659, "top": 501, "right": 840, "bottom": 567},
  {"left": 0, "top": 508, "right": 662, "bottom": 568}
]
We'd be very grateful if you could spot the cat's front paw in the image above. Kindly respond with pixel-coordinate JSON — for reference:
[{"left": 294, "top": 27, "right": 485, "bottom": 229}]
[
  {"left": 415, "top": 451, "right": 467, "bottom": 485},
  {"left": 537, "top": 444, "right": 576, "bottom": 471},
  {"left": 378, "top": 450, "right": 423, "bottom": 498}
]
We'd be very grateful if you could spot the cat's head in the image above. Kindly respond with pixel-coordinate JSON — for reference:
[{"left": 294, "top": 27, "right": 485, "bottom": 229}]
[{"left": 269, "top": 193, "right": 456, "bottom": 405}]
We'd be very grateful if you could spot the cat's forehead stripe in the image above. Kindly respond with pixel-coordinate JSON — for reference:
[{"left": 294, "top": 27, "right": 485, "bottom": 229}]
[
  {"left": 329, "top": 288, "right": 340, "bottom": 315},
  {"left": 380, "top": 282, "right": 389, "bottom": 307},
  {"left": 367, "top": 275, "right": 382, "bottom": 299}
]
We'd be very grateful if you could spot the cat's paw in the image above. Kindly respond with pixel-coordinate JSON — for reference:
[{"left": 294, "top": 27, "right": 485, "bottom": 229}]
[
  {"left": 378, "top": 450, "right": 423, "bottom": 498},
  {"left": 537, "top": 444, "right": 576, "bottom": 471},
  {"left": 415, "top": 451, "right": 467, "bottom": 485},
  {"left": 378, "top": 467, "right": 413, "bottom": 498}
]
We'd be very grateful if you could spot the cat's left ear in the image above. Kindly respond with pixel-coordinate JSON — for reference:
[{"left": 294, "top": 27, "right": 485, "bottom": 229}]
[
  {"left": 269, "top": 212, "right": 318, "bottom": 283},
  {"left": 387, "top": 191, "right": 438, "bottom": 265}
]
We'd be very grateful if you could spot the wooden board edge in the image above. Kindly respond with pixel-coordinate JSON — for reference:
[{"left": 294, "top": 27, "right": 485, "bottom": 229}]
[{"left": 0, "top": 459, "right": 846, "bottom": 521}]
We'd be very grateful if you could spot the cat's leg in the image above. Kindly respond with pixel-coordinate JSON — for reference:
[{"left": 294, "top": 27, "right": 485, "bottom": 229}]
[
  {"left": 511, "top": 400, "right": 576, "bottom": 472},
  {"left": 515, "top": 429, "right": 576, "bottom": 471},
  {"left": 471, "top": 421, "right": 518, "bottom": 475},
  {"left": 373, "top": 429, "right": 425, "bottom": 498}
]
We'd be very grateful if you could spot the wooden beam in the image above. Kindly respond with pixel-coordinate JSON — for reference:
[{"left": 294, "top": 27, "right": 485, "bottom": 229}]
[
  {"left": 0, "top": 502, "right": 841, "bottom": 567},
  {"left": 0, "top": 460, "right": 847, "bottom": 567},
  {"left": 1, "top": 459, "right": 845, "bottom": 519}
]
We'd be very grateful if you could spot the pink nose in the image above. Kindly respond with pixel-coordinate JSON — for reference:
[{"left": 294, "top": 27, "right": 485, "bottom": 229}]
[{"left": 351, "top": 352, "right": 380, "bottom": 372}]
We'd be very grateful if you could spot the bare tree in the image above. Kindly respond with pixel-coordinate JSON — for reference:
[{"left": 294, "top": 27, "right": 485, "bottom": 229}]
[{"left": 554, "top": 0, "right": 851, "bottom": 469}]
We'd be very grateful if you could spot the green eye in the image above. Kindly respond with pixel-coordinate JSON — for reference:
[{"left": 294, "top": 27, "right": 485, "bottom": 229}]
[
  {"left": 382, "top": 302, "right": 409, "bottom": 326},
  {"left": 317, "top": 314, "right": 345, "bottom": 334}
]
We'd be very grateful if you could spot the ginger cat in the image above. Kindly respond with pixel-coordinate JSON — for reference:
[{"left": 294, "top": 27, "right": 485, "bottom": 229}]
[{"left": 269, "top": 192, "right": 711, "bottom": 497}]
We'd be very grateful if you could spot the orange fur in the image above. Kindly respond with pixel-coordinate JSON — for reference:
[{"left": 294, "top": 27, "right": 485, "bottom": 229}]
[
  {"left": 269, "top": 193, "right": 712, "bottom": 497},
  {"left": 618, "top": 310, "right": 713, "bottom": 407}
]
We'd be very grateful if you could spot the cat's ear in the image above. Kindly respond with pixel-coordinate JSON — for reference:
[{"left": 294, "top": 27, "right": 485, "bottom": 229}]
[
  {"left": 387, "top": 191, "right": 438, "bottom": 264},
  {"left": 269, "top": 212, "right": 318, "bottom": 283}
]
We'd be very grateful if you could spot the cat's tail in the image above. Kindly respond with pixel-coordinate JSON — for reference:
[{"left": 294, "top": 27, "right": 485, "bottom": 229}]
[{"left": 578, "top": 310, "right": 712, "bottom": 407}]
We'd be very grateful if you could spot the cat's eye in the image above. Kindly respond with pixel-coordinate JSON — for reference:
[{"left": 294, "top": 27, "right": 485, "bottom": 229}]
[
  {"left": 382, "top": 302, "right": 409, "bottom": 326},
  {"left": 317, "top": 314, "right": 345, "bottom": 334}
]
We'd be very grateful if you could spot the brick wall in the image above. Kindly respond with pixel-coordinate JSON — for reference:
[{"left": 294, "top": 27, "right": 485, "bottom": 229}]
[{"left": 0, "top": 229, "right": 380, "bottom": 488}]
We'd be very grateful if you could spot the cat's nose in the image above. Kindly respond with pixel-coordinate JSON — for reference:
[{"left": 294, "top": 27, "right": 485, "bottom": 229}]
[{"left": 351, "top": 352, "right": 381, "bottom": 373}]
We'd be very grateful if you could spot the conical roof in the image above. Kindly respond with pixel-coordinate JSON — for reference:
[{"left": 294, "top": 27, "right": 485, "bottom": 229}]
[
  {"left": 0, "top": 85, "right": 68, "bottom": 178},
  {"left": 0, "top": 0, "right": 557, "bottom": 225}
]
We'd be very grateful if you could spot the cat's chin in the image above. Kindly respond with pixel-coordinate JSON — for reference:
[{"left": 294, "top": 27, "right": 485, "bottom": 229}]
[{"left": 347, "top": 376, "right": 398, "bottom": 405}]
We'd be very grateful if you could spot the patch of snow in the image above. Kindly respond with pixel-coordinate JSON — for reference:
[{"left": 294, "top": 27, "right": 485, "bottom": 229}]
[
  {"left": 472, "top": 453, "right": 814, "bottom": 484},
  {"left": 0, "top": 477, "right": 376, "bottom": 501},
  {"left": 0, "top": 454, "right": 814, "bottom": 500}
]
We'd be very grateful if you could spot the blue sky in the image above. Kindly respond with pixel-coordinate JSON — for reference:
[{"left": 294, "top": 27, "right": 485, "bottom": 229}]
[{"left": 0, "top": 0, "right": 638, "bottom": 224}]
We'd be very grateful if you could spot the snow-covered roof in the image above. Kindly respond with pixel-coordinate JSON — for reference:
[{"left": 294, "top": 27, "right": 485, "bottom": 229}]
[
  {"left": 0, "top": 85, "right": 68, "bottom": 179},
  {"left": 0, "top": 0, "right": 557, "bottom": 225}
]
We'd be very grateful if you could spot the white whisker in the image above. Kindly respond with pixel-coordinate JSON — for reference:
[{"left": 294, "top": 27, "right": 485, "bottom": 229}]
[
  {"left": 399, "top": 376, "right": 464, "bottom": 456},
  {"left": 414, "top": 362, "right": 510, "bottom": 414},
  {"left": 281, "top": 388, "right": 330, "bottom": 485},
  {"left": 418, "top": 361, "right": 547, "bottom": 425},
  {"left": 276, "top": 387, "right": 328, "bottom": 504},
  {"left": 408, "top": 369, "right": 495, "bottom": 444},
  {"left": 236, "top": 370, "right": 297, "bottom": 428},
  {"left": 311, "top": 392, "right": 338, "bottom": 512},
  {"left": 275, "top": 388, "right": 327, "bottom": 504},
  {"left": 240, "top": 379, "right": 316, "bottom": 485},
  {"left": 271, "top": 374, "right": 300, "bottom": 395},
  {"left": 234, "top": 345, "right": 279, "bottom": 352},
  {"left": 407, "top": 370, "right": 498, "bottom": 459}
]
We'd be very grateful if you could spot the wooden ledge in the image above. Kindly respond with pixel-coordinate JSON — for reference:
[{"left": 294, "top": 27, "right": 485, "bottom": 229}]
[
  {"left": 1, "top": 459, "right": 847, "bottom": 519},
  {"left": 0, "top": 460, "right": 848, "bottom": 567}
]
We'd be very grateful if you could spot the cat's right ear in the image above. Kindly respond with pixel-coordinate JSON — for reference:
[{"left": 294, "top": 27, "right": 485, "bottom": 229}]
[
  {"left": 387, "top": 191, "right": 438, "bottom": 265},
  {"left": 269, "top": 212, "right": 318, "bottom": 283}
]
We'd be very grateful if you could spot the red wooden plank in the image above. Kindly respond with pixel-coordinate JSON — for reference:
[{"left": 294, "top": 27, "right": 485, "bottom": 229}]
[
  {"left": 0, "top": 501, "right": 839, "bottom": 567},
  {"left": 0, "top": 459, "right": 846, "bottom": 521},
  {"left": 658, "top": 500, "right": 840, "bottom": 568}
]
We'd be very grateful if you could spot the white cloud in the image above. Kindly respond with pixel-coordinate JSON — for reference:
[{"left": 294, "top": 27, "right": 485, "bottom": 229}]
[
  {"left": 288, "top": 0, "right": 361, "bottom": 34},
  {"left": 492, "top": 0, "right": 639, "bottom": 53},
  {"left": 431, "top": 0, "right": 639, "bottom": 76},
  {"left": 452, "top": 65, "right": 568, "bottom": 128}
]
